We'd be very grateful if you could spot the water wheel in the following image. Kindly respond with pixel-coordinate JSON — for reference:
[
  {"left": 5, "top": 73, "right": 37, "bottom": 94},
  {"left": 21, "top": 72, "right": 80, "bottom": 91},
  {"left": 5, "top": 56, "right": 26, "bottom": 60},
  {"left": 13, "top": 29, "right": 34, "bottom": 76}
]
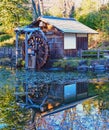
[{"left": 22, "top": 31, "right": 49, "bottom": 70}]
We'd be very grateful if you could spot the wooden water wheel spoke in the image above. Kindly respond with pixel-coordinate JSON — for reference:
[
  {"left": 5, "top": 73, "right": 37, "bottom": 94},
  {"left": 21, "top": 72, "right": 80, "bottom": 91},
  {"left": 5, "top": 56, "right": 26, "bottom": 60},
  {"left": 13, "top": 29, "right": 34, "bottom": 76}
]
[
  {"left": 22, "top": 31, "right": 49, "bottom": 70},
  {"left": 38, "top": 50, "right": 45, "bottom": 55},
  {"left": 29, "top": 32, "right": 48, "bottom": 69},
  {"left": 37, "top": 57, "right": 44, "bottom": 64}
]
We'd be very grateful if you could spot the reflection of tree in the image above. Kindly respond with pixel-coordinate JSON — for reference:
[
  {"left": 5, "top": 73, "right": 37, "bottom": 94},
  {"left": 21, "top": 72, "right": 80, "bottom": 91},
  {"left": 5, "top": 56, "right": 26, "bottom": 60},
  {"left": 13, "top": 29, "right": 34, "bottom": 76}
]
[
  {"left": 35, "top": 99, "right": 109, "bottom": 129},
  {"left": 82, "top": 81, "right": 108, "bottom": 110},
  {"left": 83, "top": 81, "right": 109, "bottom": 113},
  {"left": 0, "top": 85, "right": 32, "bottom": 130},
  {"left": 60, "top": 108, "right": 77, "bottom": 129},
  {"left": 1, "top": 68, "right": 109, "bottom": 129},
  {"left": 95, "top": 82, "right": 109, "bottom": 110}
]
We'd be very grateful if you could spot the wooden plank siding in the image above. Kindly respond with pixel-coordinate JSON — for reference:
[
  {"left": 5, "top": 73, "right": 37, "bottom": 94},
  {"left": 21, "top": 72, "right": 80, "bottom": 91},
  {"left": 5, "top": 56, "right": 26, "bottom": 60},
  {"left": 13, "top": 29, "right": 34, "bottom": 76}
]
[
  {"left": 46, "top": 32, "right": 64, "bottom": 59},
  {"left": 64, "top": 49, "right": 77, "bottom": 57},
  {"left": 44, "top": 25, "right": 89, "bottom": 59},
  {"left": 28, "top": 16, "right": 97, "bottom": 61},
  {"left": 76, "top": 34, "right": 88, "bottom": 50},
  {"left": 64, "top": 34, "right": 88, "bottom": 57},
  {"left": 46, "top": 32, "right": 89, "bottom": 58}
]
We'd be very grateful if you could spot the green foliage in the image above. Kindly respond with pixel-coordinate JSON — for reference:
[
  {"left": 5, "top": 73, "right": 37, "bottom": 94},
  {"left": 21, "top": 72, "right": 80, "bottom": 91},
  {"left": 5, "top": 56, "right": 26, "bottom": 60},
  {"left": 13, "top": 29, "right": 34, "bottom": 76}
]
[
  {"left": 82, "top": 51, "right": 104, "bottom": 58},
  {"left": 95, "top": 82, "right": 109, "bottom": 110},
  {"left": 0, "top": 31, "right": 5, "bottom": 35},
  {"left": 0, "top": 0, "right": 33, "bottom": 46},
  {"left": 74, "top": 1, "right": 109, "bottom": 48},
  {"left": 17, "top": 59, "right": 25, "bottom": 68},
  {"left": 0, "top": 37, "right": 16, "bottom": 47},
  {"left": 75, "top": 0, "right": 98, "bottom": 19},
  {"left": 0, "top": 87, "right": 29, "bottom": 129},
  {"left": 0, "top": 34, "right": 12, "bottom": 42},
  {"left": 106, "top": 47, "right": 109, "bottom": 50},
  {"left": 75, "top": 1, "right": 109, "bottom": 34},
  {"left": 83, "top": 51, "right": 103, "bottom": 55},
  {"left": 45, "top": 0, "right": 74, "bottom": 17},
  {"left": 0, "top": 68, "right": 33, "bottom": 129},
  {"left": 78, "top": 12, "right": 101, "bottom": 30},
  {"left": 48, "top": 5, "right": 63, "bottom": 17},
  {"left": 53, "top": 58, "right": 80, "bottom": 70},
  {"left": 0, "top": 0, "right": 32, "bottom": 33}
]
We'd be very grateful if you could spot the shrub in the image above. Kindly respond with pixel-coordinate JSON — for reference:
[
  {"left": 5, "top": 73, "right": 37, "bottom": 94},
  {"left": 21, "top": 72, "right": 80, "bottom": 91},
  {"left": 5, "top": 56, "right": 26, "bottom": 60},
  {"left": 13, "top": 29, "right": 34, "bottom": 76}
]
[
  {"left": 53, "top": 58, "right": 80, "bottom": 71},
  {"left": 17, "top": 59, "right": 25, "bottom": 68},
  {"left": 0, "top": 34, "right": 12, "bottom": 42}
]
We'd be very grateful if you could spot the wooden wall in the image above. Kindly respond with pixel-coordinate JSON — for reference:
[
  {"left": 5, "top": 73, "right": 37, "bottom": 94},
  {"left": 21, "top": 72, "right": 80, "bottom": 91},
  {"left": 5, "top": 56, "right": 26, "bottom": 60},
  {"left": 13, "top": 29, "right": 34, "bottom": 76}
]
[
  {"left": 45, "top": 30, "right": 64, "bottom": 59},
  {"left": 40, "top": 22, "right": 88, "bottom": 59},
  {"left": 76, "top": 34, "right": 88, "bottom": 50},
  {"left": 45, "top": 32, "right": 88, "bottom": 59}
]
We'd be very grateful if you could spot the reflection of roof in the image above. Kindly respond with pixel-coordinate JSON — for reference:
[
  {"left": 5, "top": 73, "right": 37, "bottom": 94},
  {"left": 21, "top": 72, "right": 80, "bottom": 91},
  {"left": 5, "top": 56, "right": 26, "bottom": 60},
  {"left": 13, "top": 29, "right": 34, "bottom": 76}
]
[
  {"left": 42, "top": 96, "right": 97, "bottom": 117},
  {"left": 38, "top": 16, "right": 98, "bottom": 34}
]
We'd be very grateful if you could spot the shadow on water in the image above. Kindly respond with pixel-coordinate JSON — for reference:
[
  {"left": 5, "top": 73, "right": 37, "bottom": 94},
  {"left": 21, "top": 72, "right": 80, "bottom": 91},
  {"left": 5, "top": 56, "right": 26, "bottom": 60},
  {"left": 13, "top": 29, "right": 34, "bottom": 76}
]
[{"left": 0, "top": 68, "right": 109, "bottom": 129}]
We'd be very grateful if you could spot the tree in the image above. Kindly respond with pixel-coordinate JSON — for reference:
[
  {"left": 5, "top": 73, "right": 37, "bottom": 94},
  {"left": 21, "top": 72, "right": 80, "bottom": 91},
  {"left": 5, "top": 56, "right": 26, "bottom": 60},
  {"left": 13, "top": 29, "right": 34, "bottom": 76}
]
[
  {"left": 76, "top": 2, "right": 109, "bottom": 34},
  {"left": 75, "top": 0, "right": 99, "bottom": 19},
  {"left": 74, "top": 0, "right": 109, "bottom": 34},
  {"left": 0, "top": 0, "right": 32, "bottom": 34},
  {"left": 44, "top": 0, "right": 74, "bottom": 18},
  {"left": 63, "top": 0, "right": 75, "bottom": 18},
  {"left": 47, "top": 0, "right": 63, "bottom": 17}
]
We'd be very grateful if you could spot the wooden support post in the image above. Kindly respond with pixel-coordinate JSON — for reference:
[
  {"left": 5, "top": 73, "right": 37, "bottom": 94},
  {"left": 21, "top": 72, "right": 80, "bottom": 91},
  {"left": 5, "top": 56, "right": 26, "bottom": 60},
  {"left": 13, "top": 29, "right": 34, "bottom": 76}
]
[
  {"left": 97, "top": 49, "right": 100, "bottom": 60},
  {"left": 15, "top": 32, "right": 19, "bottom": 67},
  {"left": 25, "top": 32, "right": 28, "bottom": 69},
  {"left": 15, "top": 70, "right": 19, "bottom": 101},
  {"left": 25, "top": 83, "right": 28, "bottom": 104}
]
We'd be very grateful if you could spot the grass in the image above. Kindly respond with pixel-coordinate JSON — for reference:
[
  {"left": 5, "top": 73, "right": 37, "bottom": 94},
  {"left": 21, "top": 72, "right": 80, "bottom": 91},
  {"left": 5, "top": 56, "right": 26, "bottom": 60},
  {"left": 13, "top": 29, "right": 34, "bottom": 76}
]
[
  {"left": 0, "top": 26, "right": 15, "bottom": 47},
  {"left": 0, "top": 37, "right": 15, "bottom": 47}
]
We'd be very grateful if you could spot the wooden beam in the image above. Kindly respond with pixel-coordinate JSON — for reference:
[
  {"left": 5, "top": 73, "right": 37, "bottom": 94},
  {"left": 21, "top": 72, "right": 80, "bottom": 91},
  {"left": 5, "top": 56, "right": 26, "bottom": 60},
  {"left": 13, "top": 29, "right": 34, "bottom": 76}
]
[
  {"left": 25, "top": 32, "right": 28, "bottom": 69},
  {"left": 15, "top": 32, "right": 19, "bottom": 67}
]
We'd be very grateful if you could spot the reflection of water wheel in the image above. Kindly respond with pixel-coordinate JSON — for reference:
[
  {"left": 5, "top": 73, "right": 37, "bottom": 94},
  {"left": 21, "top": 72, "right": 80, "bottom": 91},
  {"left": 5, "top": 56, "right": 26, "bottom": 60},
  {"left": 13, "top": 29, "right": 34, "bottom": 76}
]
[{"left": 22, "top": 31, "right": 49, "bottom": 70}]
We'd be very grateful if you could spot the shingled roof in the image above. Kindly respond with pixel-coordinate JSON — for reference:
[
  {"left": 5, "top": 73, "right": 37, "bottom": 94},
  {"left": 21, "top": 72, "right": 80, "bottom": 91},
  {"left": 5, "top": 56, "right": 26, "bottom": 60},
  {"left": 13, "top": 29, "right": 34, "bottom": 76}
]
[{"left": 38, "top": 16, "right": 98, "bottom": 34}]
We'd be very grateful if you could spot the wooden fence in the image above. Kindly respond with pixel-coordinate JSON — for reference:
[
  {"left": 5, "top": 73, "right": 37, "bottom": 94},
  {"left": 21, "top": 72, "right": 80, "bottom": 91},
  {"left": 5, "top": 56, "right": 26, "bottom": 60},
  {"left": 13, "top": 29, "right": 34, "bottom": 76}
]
[
  {"left": 0, "top": 47, "right": 22, "bottom": 58},
  {"left": 78, "top": 49, "right": 109, "bottom": 59},
  {"left": 0, "top": 47, "right": 109, "bottom": 59}
]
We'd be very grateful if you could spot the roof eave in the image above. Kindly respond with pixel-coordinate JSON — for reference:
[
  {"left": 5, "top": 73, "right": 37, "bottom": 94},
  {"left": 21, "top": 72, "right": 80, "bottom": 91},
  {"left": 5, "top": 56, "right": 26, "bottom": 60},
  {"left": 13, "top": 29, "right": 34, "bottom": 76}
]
[{"left": 57, "top": 29, "right": 98, "bottom": 34}]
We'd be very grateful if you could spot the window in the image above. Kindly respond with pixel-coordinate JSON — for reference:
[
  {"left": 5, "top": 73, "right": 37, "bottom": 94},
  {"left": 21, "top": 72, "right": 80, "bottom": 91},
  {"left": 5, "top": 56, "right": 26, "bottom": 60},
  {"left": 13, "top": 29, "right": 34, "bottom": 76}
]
[{"left": 64, "top": 33, "right": 76, "bottom": 49}]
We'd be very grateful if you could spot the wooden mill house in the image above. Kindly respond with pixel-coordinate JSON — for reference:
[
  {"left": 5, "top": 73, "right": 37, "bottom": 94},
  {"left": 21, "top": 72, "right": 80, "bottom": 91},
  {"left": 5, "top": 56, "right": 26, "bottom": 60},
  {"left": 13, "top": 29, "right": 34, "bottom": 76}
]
[{"left": 15, "top": 16, "right": 97, "bottom": 70}]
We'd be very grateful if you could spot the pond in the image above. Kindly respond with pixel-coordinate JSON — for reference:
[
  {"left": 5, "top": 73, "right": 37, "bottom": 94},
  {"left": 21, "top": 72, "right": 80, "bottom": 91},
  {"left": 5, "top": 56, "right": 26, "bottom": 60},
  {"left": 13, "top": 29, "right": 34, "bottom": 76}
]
[{"left": 0, "top": 67, "right": 109, "bottom": 130}]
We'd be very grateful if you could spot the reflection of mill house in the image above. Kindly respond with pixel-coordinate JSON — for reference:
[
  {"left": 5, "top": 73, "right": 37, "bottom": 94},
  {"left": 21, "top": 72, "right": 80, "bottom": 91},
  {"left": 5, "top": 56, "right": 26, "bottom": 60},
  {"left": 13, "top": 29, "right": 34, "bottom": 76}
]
[
  {"left": 17, "top": 81, "right": 89, "bottom": 114},
  {"left": 15, "top": 16, "right": 98, "bottom": 69}
]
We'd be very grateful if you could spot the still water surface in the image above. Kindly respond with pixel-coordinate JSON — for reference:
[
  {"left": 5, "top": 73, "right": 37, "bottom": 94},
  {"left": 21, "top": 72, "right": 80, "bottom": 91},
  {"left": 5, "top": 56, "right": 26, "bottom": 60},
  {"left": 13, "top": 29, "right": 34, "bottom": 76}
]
[{"left": 0, "top": 68, "right": 109, "bottom": 130}]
